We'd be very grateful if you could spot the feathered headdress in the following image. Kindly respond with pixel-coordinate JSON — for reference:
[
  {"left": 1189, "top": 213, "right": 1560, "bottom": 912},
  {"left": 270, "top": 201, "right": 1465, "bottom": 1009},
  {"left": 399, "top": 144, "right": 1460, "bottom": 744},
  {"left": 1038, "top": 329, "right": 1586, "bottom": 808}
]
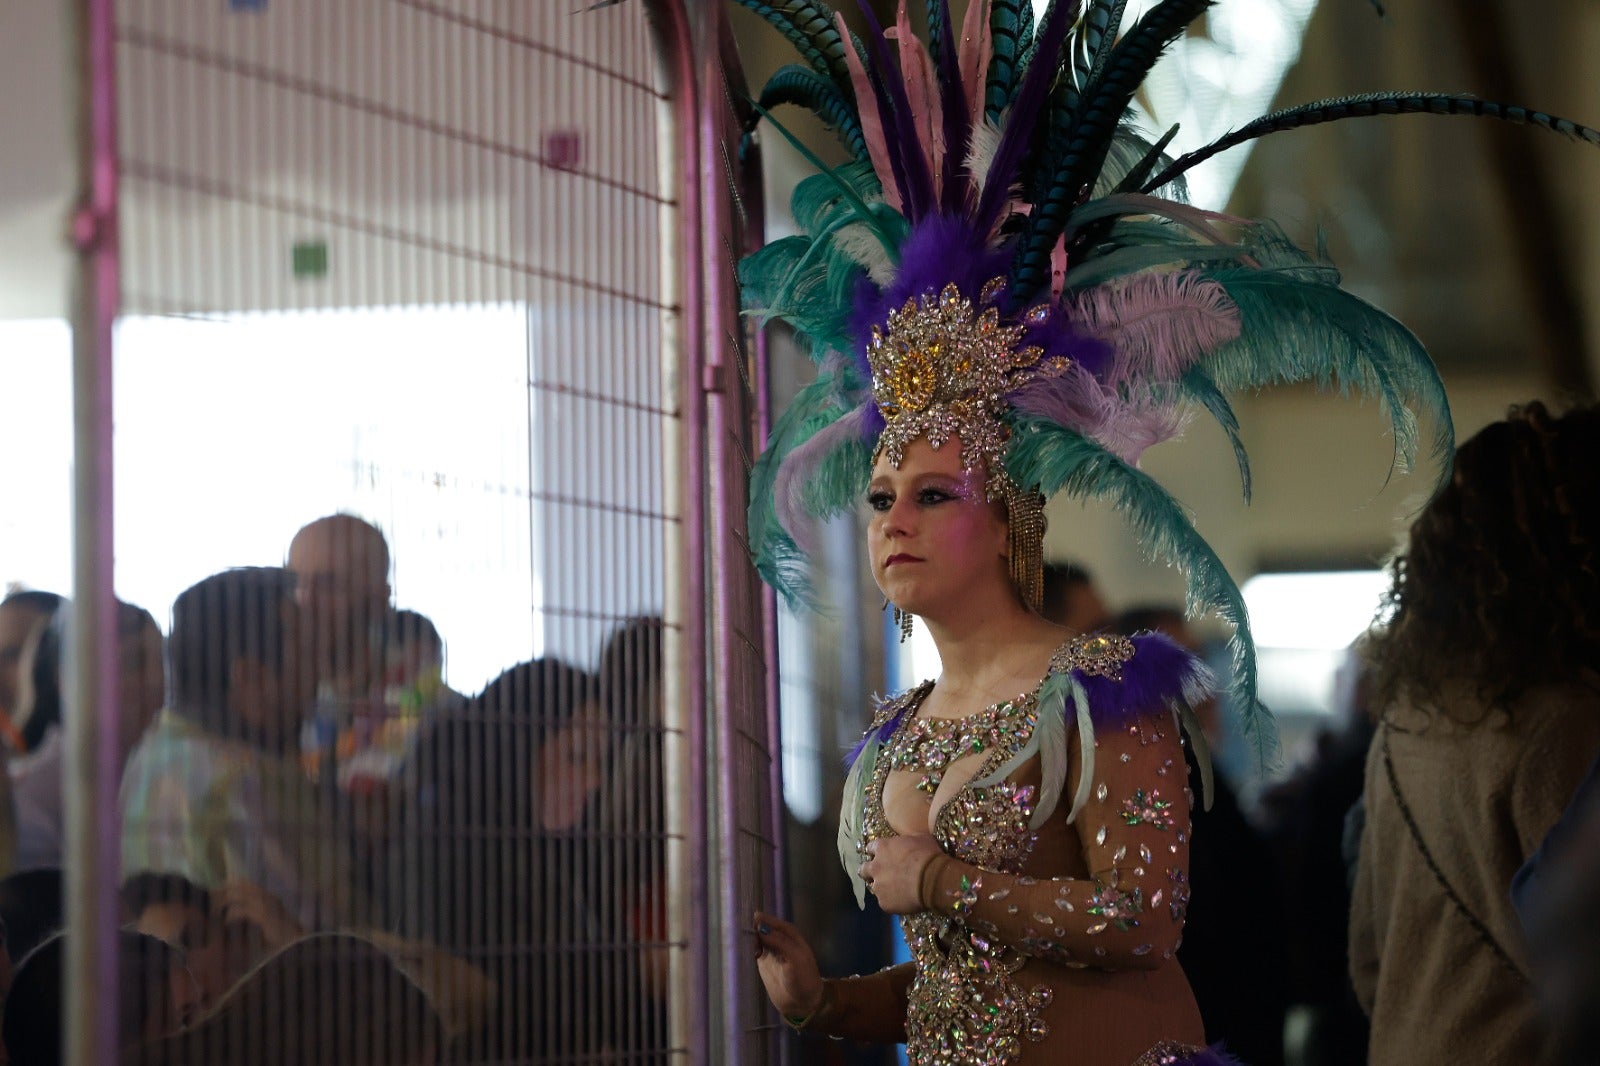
[{"left": 738, "top": 0, "right": 1600, "bottom": 761}]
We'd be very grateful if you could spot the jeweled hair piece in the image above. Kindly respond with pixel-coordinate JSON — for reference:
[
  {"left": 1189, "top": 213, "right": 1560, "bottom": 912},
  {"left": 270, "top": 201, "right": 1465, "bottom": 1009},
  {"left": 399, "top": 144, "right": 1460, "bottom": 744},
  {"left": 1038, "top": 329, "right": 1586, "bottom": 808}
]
[{"left": 736, "top": 0, "right": 1600, "bottom": 760}]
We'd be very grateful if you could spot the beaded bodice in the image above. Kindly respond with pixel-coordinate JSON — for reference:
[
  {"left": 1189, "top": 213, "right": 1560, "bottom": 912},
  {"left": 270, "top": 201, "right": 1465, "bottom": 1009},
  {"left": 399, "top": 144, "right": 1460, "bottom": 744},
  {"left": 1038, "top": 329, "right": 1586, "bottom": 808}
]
[
  {"left": 881, "top": 688, "right": 1040, "bottom": 795},
  {"left": 840, "top": 631, "right": 1207, "bottom": 1065},
  {"left": 861, "top": 671, "right": 1057, "bottom": 1064}
]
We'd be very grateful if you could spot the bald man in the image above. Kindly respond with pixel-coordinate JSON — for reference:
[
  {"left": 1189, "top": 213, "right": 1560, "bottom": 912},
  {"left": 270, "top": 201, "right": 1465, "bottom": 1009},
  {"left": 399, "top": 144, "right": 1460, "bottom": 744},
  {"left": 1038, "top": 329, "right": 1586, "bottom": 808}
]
[{"left": 287, "top": 515, "right": 391, "bottom": 701}]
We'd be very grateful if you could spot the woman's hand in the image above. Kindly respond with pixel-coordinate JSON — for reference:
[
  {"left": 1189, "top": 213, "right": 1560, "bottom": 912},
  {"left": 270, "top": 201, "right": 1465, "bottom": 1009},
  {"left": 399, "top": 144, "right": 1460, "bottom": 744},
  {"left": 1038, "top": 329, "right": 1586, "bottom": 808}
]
[
  {"left": 752, "top": 912, "right": 824, "bottom": 1020},
  {"left": 859, "top": 835, "right": 944, "bottom": 914},
  {"left": 211, "top": 879, "right": 304, "bottom": 951}
]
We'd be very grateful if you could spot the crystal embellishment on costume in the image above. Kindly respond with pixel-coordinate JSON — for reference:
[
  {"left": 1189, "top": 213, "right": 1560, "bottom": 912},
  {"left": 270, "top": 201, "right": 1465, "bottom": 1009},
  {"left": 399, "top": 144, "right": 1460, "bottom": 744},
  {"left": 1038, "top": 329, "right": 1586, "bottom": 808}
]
[
  {"left": 1049, "top": 632, "right": 1137, "bottom": 681},
  {"left": 1085, "top": 884, "right": 1144, "bottom": 931},
  {"left": 1131, "top": 1041, "right": 1211, "bottom": 1066},
  {"left": 882, "top": 695, "right": 1037, "bottom": 794},
  {"left": 1166, "top": 868, "right": 1191, "bottom": 921},
  {"left": 860, "top": 677, "right": 1060, "bottom": 1065},
  {"left": 1120, "top": 788, "right": 1176, "bottom": 829},
  {"left": 868, "top": 281, "right": 1062, "bottom": 489}
]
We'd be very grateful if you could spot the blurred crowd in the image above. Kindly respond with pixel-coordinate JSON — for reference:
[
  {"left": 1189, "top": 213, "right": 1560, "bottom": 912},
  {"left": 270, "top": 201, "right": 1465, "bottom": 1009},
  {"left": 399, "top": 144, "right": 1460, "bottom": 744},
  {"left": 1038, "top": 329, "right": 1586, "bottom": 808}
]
[{"left": 0, "top": 514, "right": 669, "bottom": 1064}]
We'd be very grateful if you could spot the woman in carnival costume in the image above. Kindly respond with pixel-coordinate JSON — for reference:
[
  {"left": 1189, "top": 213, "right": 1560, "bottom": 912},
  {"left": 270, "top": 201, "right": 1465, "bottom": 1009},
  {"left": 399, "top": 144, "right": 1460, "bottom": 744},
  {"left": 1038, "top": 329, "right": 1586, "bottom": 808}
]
[{"left": 736, "top": 2, "right": 1598, "bottom": 1063}]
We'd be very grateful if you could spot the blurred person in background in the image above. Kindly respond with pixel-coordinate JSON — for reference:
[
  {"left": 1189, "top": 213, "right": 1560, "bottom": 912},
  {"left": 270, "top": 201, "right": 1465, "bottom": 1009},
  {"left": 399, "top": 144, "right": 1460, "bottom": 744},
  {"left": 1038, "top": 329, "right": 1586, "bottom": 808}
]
[
  {"left": 1256, "top": 638, "right": 1377, "bottom": 1066},
  {"left": 121, "top": 567, "right": 363, "bottom": 930},
  {"left": 1349, "top": 401, "right": 1600, "bottom": 1066},
  {"left": 134, "top": 932, "right": 444, "bottom": 1066},
  {"left": 0, "top": 868, "right": 62, "bottom": 967},
  {"left": 1115, "top": 606, "right": 1288, "bottom": 1066},
  {"left": 286, "top": 514, "right": 392, "bottom": 789},
  {"left": 287, "top": 514, "right": 392, "bottom": 710},
  {"left": 1039, "top": 562, "right": 1111, "bottom": 635},
  {"left": 594, "top": 614, "right": 669, "bottom": 1052},
  {"left": 0, "top": 590, "right": 64, "bottom": 877},
  {"left": 9, "top": 600, "right": 165, "bottom": 871},
  {"left": 1, "top": 930, "right": 198, "bottom": 1064},
  {"left": 0, "top": 591, "right": 63, "bottom": 750},
  {"left": 397, "top": 655, "right": 615, "bottom": 1059},
  {"left": 1514, "top": 747, "right": 1600, "bottom": 1066}
]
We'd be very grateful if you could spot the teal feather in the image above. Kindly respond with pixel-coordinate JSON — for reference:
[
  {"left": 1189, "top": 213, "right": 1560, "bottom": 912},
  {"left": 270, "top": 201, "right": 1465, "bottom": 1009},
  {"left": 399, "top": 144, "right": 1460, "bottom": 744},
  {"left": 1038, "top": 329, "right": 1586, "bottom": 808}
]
[
  {"left": 1003, "top": 418, "right": 1278, "bottom": 765},
  {"left": 1076, "top": 0, "right": 1129, "bottom": 90},
  {"left": 925, "top": 0, "right": 950, "bottom": 69},
  {"left": 985, "top": 0, "right": 1031, "bottom": 121},
  {"left": 769, "top": 209, "right": 878, "bottom": 315},
  {"left": 1106, "top": 122, "right": 1182, "bottom": 196},
  {"left": 747, "top": 367, "right": 862, "bottom": 606},
  {"left": 733, "top": 0, "right": 858, "bottom": 95},
  {"left": 739, "top": 236, "right": 813, "bottom": 319},
  {"left": 1144, "top": 91, "right": 1600, "bottom": 195},
  {"left": 1180, "top": 365, "right": 1252, "bottom": 502},
  {"left": 790, "top": 162, "right": 881, "bottom": 234},
  {"left": 1013, "top": 0, "right": 1214, "bottom": 301},
  {"left": 1062, "top": 241, "right": 1241, "bottom": 289},
  {"left": 758, "top": 64, "right": 870, "bottom": 164},
  {"left": 748, "top": 102, "right": 898, "bottom": 253},
  {"left": 1015, "top": 0, "right": 1063, "bottom": 79},
  {"left": 1198, "top": 225, "right": 1454, "bottom": 488}
]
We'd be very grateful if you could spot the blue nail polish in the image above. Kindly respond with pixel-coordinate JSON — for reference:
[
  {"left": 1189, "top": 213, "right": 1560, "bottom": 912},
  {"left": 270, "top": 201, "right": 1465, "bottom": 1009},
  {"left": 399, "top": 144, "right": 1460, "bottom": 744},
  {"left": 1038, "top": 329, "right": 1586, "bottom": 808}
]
[{"left": 758, "top": 923, "right": 772, "bottom": 935}]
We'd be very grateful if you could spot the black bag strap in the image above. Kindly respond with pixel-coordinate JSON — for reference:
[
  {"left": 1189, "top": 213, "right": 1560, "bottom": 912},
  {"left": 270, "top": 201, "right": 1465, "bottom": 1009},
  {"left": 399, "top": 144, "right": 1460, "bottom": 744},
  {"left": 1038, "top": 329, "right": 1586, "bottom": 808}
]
[{"left": 1379, "top": 720, "right": 1529, "bottom": 983}]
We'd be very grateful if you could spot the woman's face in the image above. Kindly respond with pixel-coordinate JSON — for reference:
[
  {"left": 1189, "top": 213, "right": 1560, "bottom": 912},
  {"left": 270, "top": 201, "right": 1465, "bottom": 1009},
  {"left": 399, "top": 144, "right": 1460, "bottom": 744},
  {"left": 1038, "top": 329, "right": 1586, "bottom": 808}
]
[{"left": 867, "top": 435, "right": 1010, "bottom": 617}]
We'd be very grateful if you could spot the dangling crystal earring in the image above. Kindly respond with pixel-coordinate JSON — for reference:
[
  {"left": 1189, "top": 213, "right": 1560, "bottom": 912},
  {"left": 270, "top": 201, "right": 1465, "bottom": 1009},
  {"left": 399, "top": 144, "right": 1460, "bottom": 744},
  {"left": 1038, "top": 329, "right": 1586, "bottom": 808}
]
[{"left": 895, "top": 605, "right": 913, "bottom": 643}]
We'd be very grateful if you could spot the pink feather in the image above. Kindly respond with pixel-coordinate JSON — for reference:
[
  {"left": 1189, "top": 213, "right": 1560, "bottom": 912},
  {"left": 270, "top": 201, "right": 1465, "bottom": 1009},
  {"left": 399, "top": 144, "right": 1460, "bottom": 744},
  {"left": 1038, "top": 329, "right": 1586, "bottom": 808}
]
[
  {"left": 1010, "top": 365, "right": 1189, "bottom": 465},
  {"left": 959, "top": 0, "right": 993, "bottom": 128},
  {"left": 1068, "top": 272, "right": 1242, "bottom": 386},
  {"left": 889, "top": 2, "right": 945, "bottom": 199},
  {"left": 836, "top": 12, "right": 902, "bottom": 212},
  {"left": 774, "top": 403, "right": 875, "bottom": 556}
]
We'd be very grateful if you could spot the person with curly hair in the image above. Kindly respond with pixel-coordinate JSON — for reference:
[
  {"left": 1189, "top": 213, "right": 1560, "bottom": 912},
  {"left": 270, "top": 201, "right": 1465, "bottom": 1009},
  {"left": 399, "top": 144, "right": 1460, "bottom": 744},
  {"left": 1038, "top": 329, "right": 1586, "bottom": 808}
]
[{"left": 1349, "top": 400, "right": 1600, "bottom": 1066}]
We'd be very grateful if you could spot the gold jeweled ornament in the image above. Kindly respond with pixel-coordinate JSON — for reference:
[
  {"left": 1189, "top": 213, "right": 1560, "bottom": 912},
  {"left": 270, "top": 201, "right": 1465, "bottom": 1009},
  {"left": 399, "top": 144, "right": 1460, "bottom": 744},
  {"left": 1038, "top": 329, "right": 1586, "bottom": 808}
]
[
  {"left": 867, "top": 282, "right": 1070, "bottom": 486},
  {"left": 867, "top": 281, "right": 1068, "bottom": 612}
]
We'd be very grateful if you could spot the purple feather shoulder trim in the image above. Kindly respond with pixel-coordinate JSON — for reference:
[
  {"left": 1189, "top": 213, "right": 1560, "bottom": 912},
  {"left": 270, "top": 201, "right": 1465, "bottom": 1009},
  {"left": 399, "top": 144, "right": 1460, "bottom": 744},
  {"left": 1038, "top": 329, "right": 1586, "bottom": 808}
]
[
  {"left": 1160, "top": 1043, "right": 1249, "bottom": 1066},
  {"left": 1065, "top": 631, "right": 1217, "bottom": 731},
  {"left": 843, "top": 682, "right": 930, "bottom": 768}
]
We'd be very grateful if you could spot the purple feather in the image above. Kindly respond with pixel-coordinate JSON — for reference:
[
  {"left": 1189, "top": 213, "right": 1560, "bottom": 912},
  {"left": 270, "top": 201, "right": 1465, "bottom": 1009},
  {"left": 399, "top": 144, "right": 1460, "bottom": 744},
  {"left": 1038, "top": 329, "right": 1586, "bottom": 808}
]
[
  {"left": 773, "top": 403, "right": 875, "bottom": 556},
  {"left": 933, "top": 0, "right": 971, "bottom": 214},
  {"left": 845, "top": 700, "right": 913, "bottom": 768},
  {"left": 855, "top": 215, "right": 1010, "bottom": 331},
  {"left": 1070, "top": 631, "right": 1217, "bottom": 731},
  {"left": 1017, "top": 306, "right": 1117, "bottom": 378},
  {"left": 1168, "top": 1045, "right": 1250, "bottom": 1066},
  {"left": 855, "top": 1, "right": 935, "bottom": 218},
  {"left": 973, "top": 0, "right": 1078, "bottom": 234}
]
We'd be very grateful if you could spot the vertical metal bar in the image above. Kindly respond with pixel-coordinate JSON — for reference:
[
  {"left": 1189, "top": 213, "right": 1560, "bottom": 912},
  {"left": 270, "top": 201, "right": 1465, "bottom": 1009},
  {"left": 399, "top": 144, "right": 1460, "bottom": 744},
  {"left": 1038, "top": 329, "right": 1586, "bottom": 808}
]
[
  {"left": 700, "top": 10, "right": 756, "bottom": 1060},
  {"left": 644, "top": 0, "right": 706, "bottom": 1059},
  {"left": 64, "top": 1, "right": 121, "bottom": 1064}
]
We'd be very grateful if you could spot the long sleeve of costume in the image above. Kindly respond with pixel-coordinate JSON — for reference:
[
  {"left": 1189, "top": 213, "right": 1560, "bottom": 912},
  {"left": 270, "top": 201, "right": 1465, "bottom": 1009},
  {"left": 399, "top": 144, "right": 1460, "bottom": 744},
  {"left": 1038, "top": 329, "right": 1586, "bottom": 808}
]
[
  {"left": 810, "top": 962, "right": 914, "bottom": 1044},
  {"left": 917, "top": 706, "right": 1190, "bottom": 970}
]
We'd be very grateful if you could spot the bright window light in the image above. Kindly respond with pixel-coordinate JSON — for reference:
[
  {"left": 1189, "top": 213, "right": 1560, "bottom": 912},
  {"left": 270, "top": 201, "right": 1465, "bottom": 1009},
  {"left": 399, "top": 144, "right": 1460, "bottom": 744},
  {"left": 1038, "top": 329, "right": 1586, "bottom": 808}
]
[
  {"left": 0, "top": 306, "right": 540, "bottom": 694},
  {"left": 1243, "top": 569, "right": 1385, "bottom": 718},
  {"left": 1242, "top": 569, "right": 1387, "bottom": 650}
]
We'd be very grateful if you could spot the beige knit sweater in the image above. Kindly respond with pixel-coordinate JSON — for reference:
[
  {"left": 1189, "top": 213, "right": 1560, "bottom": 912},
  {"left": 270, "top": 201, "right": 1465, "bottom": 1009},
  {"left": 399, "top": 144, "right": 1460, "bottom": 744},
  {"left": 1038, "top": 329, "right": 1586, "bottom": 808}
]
[{"left": 1349, "top": 682, "right": 1600, "bottom": 1066}]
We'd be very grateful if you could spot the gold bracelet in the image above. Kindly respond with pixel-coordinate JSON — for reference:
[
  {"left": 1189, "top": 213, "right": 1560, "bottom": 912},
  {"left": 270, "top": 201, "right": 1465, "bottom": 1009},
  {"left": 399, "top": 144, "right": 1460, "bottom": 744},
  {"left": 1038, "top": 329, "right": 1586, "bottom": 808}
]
[{"left": 782, "top": 979, "right": 835, "bottom": 1032}]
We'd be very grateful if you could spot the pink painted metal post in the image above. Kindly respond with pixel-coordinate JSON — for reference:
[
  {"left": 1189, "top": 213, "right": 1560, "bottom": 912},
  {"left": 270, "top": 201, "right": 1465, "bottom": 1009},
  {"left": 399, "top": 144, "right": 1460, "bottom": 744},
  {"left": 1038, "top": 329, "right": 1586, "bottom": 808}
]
[
  {"left": 64, "top": 1, "right": 123, "bottom": 1063},
  {"left": 644, "top": 0, "right": 713, "bottom": 1057}
]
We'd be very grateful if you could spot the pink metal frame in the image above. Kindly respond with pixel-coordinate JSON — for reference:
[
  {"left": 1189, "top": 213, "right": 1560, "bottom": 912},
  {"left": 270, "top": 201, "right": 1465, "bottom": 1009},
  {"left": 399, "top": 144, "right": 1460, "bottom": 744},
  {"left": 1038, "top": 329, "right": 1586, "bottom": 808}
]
[{"left": 66, "top": 1, "right": 125, "bottom": 1064}]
